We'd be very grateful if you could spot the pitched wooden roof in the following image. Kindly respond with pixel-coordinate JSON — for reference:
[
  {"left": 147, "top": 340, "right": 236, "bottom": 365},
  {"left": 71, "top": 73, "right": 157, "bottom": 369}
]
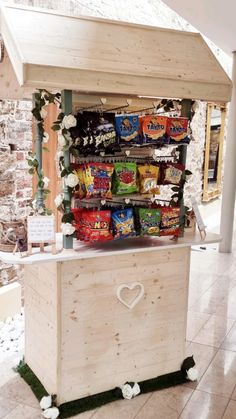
[{"left": 0, "top": 4, "right": 232, "bottom": 101}]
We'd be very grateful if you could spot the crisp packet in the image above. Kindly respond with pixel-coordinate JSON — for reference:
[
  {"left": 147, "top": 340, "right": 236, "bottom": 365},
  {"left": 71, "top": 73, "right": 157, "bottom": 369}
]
[
  {"left": 160, "top": 207, "right": 180, "bottom": 236},
  {"left": 138, "top": 208, "right": 161, "bottom": 236},
  {"left": 75, "top": 209, "right": 113, "bottom": 242},
  {"left": 112, "top": 162, "right": 138, "bottom": 195},
  {"left": 141, "top": 115, "right": 168, "bottom": 144},
  {"left": 166, "top": 117, "right": 190, "bottom": 144},
  {"left": 115, "top": 114, "right": 140, "bottom": 144},
  {"left": 138, "top": 165, "right": 160, "bottom": 194},
  {"left": 162, "top": 163, "right": 185, "bottom": 186},
  {"left": 85, "top": 163, "right": 114, "bottom": 198},
  {"left": 112, "top": 208, "right": 136, "bottom": 239}
]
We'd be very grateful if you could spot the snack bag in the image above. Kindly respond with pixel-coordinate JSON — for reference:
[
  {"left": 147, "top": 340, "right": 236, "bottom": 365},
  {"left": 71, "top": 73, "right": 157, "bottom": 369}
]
[
  {"left": 85, "top": 163, "right": 114, "bottom": 198},
  {"left": 74, "top": 164, "right": 86, "bottom": 199},
  {"left": 141, "top": 115, "right": 168, "bottom": 144},
  {"left": 162, "top": 163, "right": 184, "bottom": 186},
  {"left": 112, "top": 208, "right": 136, "bottom": 239},
  {"left": 138, "top": 208, "right": 161, "bottom": 236},
  {"left": 81, "top": 210, "right": 113, "bottom": 242},
  {"left": 112, "top": 162, "right": 138, "bottom": 195},
  {"left": 166, "top": 117, "right": 190, "bottom": 144},
  {"left": 138, "top": 165, "right": 160, "bottom": 194},
  {"left": 160, "top": 207, "right": 180, "bottom": 236},
  {"left": 115, "top": 114, "right": 140, "bottom": 144}
]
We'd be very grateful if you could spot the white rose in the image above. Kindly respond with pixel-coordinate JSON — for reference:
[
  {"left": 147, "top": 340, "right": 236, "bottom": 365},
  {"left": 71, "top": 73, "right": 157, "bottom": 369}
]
[
  {"left": 54, "top": 194, "right": 63, "bottom": 208},
  {"left": 43, "top": 176, "right": 50, "bottom": 188},
  {"left": 42, "top": 407, "right": 60, "bottom": 419},
  {"left": 61, "top": 223, "right": 75, "bottom": 236},
  {"left": 62, "top": 114, "right": 77, "bottom": 129},
  {"left": 40, "top": 108, "right": 48, "bottom": 119},
  {"left": 32, "top": 199, "right": 37, "bottom": 210},
  {"left": 58, "top": 133, "right": 66, "bottom": 148},
  {"left": 40, "top": 395, "right": 52, "bottom": 410},
  {"left": 121, "top": 384, "right": 133, "bottom": 400},
  {"left": 55, "top": 150, "right": 64, "bottom": 161},
  {"left": 38, "top": 207, "right": 44, "bottom": 214},
  {"left": 132, "top": 383, "right": 140, "bottom": 397},
  {"left": 187, "top": 367, "right": 199, "bottom": 381},
  {"left": 43, "top": 132, "right": 49, "bottom": 143},
  {"left": 65, "top": 173, "right": 79, "bottom": 188}
]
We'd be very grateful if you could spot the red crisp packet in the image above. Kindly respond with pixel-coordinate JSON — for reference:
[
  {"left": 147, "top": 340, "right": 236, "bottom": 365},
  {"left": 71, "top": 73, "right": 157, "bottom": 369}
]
[
  {"left": 166, "top": 117, "right": 190, "bottom": 144},
  {"left": 77, "top": 210, "right": 113, "bottom": 242},
  {"left": 160, "top": 207, "right": 180, "bottom": 236},
  {"left": 162, "top": 163, "right": 185, "bottom": 186}
]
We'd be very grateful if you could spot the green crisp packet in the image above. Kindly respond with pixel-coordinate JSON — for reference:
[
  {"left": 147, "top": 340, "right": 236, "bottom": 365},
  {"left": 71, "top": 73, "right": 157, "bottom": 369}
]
[
  {"left": 112, "top": 162, "right": 138, "bottom": 195},
  {"left": 138, "top": 208, "right": 161, "bottom": 236}
]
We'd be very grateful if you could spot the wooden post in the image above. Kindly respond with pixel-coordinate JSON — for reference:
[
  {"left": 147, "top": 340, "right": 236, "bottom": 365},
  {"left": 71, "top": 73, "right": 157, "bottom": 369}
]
[
  {"left": 61, "top": 90, "right": 73, "bottom": 249},
  {"left": 179, "top": 99, "right": 192, "bottom": 233},
  {"left": 33, "top": 93, "right": 44, "bottom": 209}
]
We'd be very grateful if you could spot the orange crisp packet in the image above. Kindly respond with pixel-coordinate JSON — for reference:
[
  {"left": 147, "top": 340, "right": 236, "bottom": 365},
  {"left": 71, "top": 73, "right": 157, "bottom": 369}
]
[{"left": 141, "top": 115, "right": 168, "bottom": 144}]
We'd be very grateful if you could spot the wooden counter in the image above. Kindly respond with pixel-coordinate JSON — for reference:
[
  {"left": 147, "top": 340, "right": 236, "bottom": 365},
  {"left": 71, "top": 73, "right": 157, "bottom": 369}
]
[{"left": 0, "top": 232, "right": 221, "bottom": 404}]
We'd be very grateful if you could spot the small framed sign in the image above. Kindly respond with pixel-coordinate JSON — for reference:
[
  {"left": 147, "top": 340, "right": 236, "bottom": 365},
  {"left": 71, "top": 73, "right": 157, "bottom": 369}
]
[
  {"left": 27, "top": 216, "right": 56, "bottom": 254},
  {"left": 190, "top": 197, "right": 206, "bottom": 239}
]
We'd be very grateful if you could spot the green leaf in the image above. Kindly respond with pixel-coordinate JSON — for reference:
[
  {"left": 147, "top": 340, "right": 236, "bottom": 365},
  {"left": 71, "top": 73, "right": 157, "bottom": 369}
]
[
  {"left": 57, "top": 112, "right": 64, "bottom": 120},
  {"left": 62, "top": 213, "right": 74, "bottom": 223},
  {"left": 51, "top": 124, "right": 61, "bottom": 131},
  {"left": 46, "top": 209, "right": 53, "bottom": 215},
  {"left": 38, "top": 180, "right": 44, "bottom": 188},
  {"left": 171, "top": 186, "right": 180, "bottom": 192},
  {"left": 60, "top": 168, "right": 68, "bottom": 177},
  {"left": 42, "top": 146, "right": 49, "bottom": 152},
  {"left": 185, "top": 169, "right": 192, "bottom": 176},
  {"left": 27, "top": 160, "right": 34, "bottom": 166},
  {"left": 28, "top": 168, "right": 35, "bottom": 175}
]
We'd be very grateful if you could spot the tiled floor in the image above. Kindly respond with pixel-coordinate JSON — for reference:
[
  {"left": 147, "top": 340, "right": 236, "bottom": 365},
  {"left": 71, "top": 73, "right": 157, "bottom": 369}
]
[{"left": 1, "top": 199, "right": 236, "bottom": 418}]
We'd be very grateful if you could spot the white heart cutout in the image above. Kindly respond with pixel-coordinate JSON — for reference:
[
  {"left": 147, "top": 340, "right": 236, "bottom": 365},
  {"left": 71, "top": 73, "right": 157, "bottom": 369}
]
[{"left": 116, "top": 282, "right": 144, "bottom": 309}]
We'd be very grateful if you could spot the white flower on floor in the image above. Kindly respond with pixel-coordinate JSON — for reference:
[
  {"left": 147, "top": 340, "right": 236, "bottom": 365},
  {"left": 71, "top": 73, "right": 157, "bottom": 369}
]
[
  {"left": 54, "top": 194, "right": 63, "bottom": 208},
  {"left": 65, "top": 173, "right": 79, "bottom": 188},
  {"left": 187, "top": 367, "right": 199, "bottom": 381},
  {"left": 40, "top": 395, "right": 52, "bottom": 410},
  {"left": 61, "top": 223, "right": 75, "bottom": 236},
  {"left": 42, "top": 407, "right": 60, "bottom": 419},
  {"left": 121, "top": 384, "right": 133, "bottom": 400},
  {"left": 132, "top": 383, "right": 141, "bottom": 397},
  {"left": 62, "top": 114, "right": 77, "bottom": 129},
  {"left": 43, "top": 177, "right": 50, "bottom": 188}
]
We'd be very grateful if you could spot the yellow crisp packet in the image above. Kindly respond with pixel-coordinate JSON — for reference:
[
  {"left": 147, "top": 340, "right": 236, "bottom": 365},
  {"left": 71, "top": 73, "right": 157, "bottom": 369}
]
[{"left": 138, "top": 165, "right": 160, "bottom": 194}]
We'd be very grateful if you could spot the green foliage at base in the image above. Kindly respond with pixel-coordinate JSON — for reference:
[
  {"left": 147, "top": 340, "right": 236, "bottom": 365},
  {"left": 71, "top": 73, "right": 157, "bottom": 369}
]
[{"left": 16, "top": 361, "right": 187, "bottom": 418}]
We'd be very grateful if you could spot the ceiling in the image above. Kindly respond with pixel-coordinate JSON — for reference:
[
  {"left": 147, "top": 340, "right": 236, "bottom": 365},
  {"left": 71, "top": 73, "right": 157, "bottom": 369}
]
[{"left": 162, "top": 0, "right": 236, "bottom": 55}]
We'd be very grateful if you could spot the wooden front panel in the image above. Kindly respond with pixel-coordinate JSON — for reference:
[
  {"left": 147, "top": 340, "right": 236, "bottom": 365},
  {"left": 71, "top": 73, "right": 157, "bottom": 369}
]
[
  {"left": 59, "top": 247, "right": 190, "bottom": 403},
  {"left": 24, "top": 262, "right": 60, "bottom": 395}
]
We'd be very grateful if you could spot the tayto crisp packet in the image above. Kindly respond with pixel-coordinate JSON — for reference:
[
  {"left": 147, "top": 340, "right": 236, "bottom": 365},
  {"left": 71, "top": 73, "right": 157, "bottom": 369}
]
[
  {"left": 166, "top": 117, "right": 190, "bottom": 144},
  {"left": 138, "top": 165, "right": 160, "bottom": 194},
  {"left": 162, "top": 163, "right": 185, "bottom": 186},
  {"left": 112, "top": 162, "right": 138, "bottom": 195},
  {"left": 112, "top": 208, "right": 136, "bottom": 240},
  {"left": 138, "top": 208, "right": 161, "bottom": 236},
  {"left": 160, "top": 207, "right": 180, "bottom": 236},
  {"left": 141, "top": 115, "right": 168, "bottom": 144},
  {"left": 115, "top": 114, "right": 140, "bottom": 144},
  {"left": 81, "top": 210, "right": 113, "bottom": 242}
]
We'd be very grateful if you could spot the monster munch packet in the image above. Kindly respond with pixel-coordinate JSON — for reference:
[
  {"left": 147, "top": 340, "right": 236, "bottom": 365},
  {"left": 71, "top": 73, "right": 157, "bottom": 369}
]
[
  {"left": 141, "top": 115, "right": 168, "bottom": 144},
  {"left": 160, "top": 207, "right": 180, "bottom": 236},
  {"left": 112, "top": 208, "right": 136, "bottom": 240},
  {"left": 162, "top": 163, "right": 185, "bottom": 186},
  {"left": 138, "top": 165, "right": 160, "bottom": 194},
  {"left": 115, "top": 114, "right": 140, "bottom": 144},
  {"left": 166, "top": 117, "right": 190, "bottom": 144},
  {"left": 73, "top": 209, "right": 113, "bottom": 242},
  {"left": 112, "top": 162, "right": 138, "bottom": 195},
  {"left": 138, "top": 208, "right": 161, "bottom": 236}
]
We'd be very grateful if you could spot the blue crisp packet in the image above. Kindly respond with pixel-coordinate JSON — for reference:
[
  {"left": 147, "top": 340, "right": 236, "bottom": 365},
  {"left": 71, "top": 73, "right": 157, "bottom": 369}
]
[
  {"left": 112, "top": 208, "right": 136, "bottom": 239},
  {"left": 115, "top": 114, "right": 140, "bottom": 144}
]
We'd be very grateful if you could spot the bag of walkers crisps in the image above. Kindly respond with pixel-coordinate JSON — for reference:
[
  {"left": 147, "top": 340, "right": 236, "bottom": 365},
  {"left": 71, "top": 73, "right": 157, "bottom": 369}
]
[
  {"left": 162, "top": 163, "right": 185, "bottom": 186},
  {"left": 112, "top": 208, "right": 136, "bottom": 240},
  {"left": 84, "top": 163, "right": 114, "bottom": 199},
  {"left": 112, "top": 162, "right": 138, "bottom": 195},
  {"left": 138, "top": 208, "right": 161, "bottom": 236},
  {"left": 138, "top": 165, "right": 160, "bottom": 194},
  {"left": 166, "top": 117, "right": 190, "bottom": 144},
  {"left": 80, "top": 210, "right": 113, "bottom": 242},
  {"left": 160, "top": 207, "right": 180, "bottom": 236},
  {"left": 141, "top": 115, "right": 168, "bottom": 144},
  {"left": 115, "top": 114, "right": 140, "bottom": 144}
]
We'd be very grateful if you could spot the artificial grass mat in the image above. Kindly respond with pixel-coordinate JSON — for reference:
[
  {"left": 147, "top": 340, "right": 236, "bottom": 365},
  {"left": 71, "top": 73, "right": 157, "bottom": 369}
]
[{"left": 16, "top": 361, "right": 188, "bottom": 418}]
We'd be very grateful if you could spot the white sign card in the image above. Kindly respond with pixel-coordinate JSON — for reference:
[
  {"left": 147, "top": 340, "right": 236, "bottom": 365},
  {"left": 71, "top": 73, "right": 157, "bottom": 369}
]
[
  {"left": 191, "top": 197, "right": 206, "bottom": 238},
  {"left": 27, "top": 216, "right": 55, "bottom": 243}
]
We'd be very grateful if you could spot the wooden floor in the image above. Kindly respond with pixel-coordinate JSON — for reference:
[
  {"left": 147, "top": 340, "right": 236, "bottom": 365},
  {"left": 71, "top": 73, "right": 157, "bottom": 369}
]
[{"left": 1, "top": 200, "right": 236, "bottom": 418}]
